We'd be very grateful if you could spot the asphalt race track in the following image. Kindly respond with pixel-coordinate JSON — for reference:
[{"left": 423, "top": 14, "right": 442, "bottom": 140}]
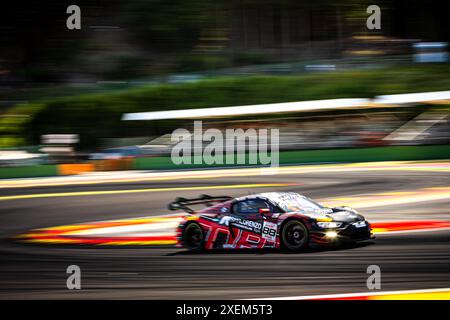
[{"left": 1, "top": 163, "right": 450, "bottom": 299}]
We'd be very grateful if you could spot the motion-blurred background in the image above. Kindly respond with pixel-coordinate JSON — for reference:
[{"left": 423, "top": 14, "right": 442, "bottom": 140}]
[
  {"left": 1, "top": 0, "right": 449, "bottom": 176},
  {"left": 2, "top": 1, "right": 450, "bottom": 300}
]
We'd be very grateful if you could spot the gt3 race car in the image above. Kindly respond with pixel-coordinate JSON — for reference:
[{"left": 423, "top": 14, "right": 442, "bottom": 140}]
[{"left": 171, "top": 192, "right": 374, "bottom": 251}]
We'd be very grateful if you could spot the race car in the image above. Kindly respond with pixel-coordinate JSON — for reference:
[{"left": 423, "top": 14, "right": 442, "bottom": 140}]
[{"left": 171, "top": 192, "right": 374, "bottom": 251}]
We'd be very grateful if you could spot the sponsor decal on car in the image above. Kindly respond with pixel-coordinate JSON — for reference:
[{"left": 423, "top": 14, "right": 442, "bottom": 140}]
[{"left": 219, "top": 216, "right": 263, "bottom": 233}]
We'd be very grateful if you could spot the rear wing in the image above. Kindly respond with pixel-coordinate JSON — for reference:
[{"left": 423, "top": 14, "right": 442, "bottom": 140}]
[{"left": 168, "top": 194, "right": 232, "bottom": 214}]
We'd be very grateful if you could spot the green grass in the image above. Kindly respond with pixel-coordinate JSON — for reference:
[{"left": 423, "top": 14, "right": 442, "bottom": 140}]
[
  {"left": 132, "top": 145, "right": 450, "bottom": 170},
  {"left": 0, "top": 165, "right": 58, "bottom": 179}
]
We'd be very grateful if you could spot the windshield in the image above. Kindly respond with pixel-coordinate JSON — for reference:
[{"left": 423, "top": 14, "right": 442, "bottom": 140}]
[{"left": 275, "top": 193, "right": 324, "bottom": 212}]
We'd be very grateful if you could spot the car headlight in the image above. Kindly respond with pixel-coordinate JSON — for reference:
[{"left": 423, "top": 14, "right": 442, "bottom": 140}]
[
  {"left": 317, "top": 221, "right": 342, "bottom": 229},
  {"left": 352, "top": 220, "right": 367, "bottom": 228}
]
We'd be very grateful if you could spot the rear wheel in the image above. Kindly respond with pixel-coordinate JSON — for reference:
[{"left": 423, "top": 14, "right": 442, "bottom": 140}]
[
  {"left": 182, "top": 222, "right": 204, "bottom": 251},
  {"left": 281, "top": 220, "right": 309, "bottom": 251}
]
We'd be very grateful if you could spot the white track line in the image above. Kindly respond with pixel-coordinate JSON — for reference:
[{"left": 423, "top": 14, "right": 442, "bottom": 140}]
[{"left": 246, "top": 287, "right": 450, "bottom": 300}]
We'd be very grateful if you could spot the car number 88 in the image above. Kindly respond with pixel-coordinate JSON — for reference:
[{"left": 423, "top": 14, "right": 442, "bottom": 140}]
[{"left": 261, "top": 222, "right": 277, "bottom": 241}]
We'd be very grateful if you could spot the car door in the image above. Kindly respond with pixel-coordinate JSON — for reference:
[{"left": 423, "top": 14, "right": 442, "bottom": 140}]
[{"left": 230, "top": 199, "right": 278, "bottom": 248}]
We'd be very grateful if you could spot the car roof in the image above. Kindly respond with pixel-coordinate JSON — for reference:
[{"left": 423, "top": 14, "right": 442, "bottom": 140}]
[{"left": 235, "top": 192, "right": 302, "bottom": 205}]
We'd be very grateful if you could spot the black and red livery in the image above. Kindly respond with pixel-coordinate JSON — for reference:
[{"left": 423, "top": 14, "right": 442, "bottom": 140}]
[{"left": 173, "top": 192, "right": 374, "bottom": 251}]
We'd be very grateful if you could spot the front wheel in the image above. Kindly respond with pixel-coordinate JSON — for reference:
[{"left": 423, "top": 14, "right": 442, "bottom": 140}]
[
  {"left": 182, "top": 222, "right": 204, "bottom": 251},
  {"left": 281, "top": 220, "right": 309, "bottom": 251}
]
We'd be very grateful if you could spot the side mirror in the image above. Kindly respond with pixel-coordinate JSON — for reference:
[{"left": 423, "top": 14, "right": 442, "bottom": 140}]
[{"left": 258, "top": 208, "right": 271, "bottom": 217}]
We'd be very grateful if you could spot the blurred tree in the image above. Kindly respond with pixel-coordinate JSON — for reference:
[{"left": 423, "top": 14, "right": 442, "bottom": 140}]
[
  {"left": 123, "top": 0, "right": 219, "bottom": 53},
  {"left": 1, "top": 0, "right": 449, "bottom": 85}
]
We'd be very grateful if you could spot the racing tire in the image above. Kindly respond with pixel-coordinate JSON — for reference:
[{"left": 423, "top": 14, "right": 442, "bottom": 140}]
[
  {"left": 280, "top": 220, "right": 309, "bottom": 252},
  {"left": 182, "top": 222, "right": 205, "bottom": 251}
]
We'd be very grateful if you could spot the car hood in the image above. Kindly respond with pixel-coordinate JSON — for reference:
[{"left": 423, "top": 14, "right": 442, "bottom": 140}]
[
  {"left": 328, "top": 210, "right": 364, "bottom": 223},
  {"left": 289, "top": 208, "right": 364, "bottom": 223}
]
